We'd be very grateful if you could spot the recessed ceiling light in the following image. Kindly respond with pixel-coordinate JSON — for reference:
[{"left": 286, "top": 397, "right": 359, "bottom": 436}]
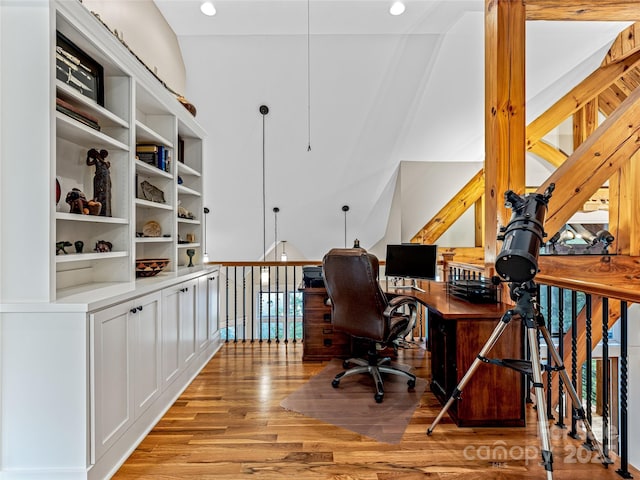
[
  {"left": 389, "top": 1, "right": 406, "bottom": 16},
  {"left": 200, "top": 1, "right": 216, "bottom": 16}
]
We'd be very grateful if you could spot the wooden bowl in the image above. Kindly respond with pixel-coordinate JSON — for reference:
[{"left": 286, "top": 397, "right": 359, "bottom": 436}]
[{"left": 135, "top": 258, "right": 170, "bottom": 277}]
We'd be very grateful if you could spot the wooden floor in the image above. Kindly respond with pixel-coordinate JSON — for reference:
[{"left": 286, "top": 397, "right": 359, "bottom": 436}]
[{"left": 114, "top": 341, "right": 638, "bottom": 479}]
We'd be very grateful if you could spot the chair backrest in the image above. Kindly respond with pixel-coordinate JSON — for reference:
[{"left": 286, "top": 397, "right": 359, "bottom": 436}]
[{"left": 322, "top": 248, "right": 389, "bottom": 341}]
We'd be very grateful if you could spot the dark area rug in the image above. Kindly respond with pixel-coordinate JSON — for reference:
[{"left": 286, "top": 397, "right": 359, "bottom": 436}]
[{"left": 280, "top": 356, "right": 428, "bottom": 444}]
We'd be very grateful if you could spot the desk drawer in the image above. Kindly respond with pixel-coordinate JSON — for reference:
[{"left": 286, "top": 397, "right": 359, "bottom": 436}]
[
  {"left": 304, "top": 293, "right": 331, "bottom": 310},
  {"left": 304, "top": 324, "right": 348, "bottom": 342},
  {"left": 303, "top": 310, "right": 333, "bottom": 327}
]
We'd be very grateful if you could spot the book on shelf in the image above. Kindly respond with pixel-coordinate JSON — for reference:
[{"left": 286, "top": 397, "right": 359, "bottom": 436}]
[
  {"left": 136, "top": 144, "right": 170, "bottom": 173},
  {"left": 56, "top": 97, "right": 101, "bottom": 131}
]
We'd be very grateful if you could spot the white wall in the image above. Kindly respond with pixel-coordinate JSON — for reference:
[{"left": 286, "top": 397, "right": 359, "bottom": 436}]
[
  {"left": 82, "top": 0, "right": 186, "bottom": 95},
  {"left": 369, "top": 160, "right": 481, "bottom": 260}
]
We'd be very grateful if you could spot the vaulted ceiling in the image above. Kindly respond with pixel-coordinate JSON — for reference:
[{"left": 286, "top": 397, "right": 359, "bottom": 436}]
[{"left": 154, "top": 0, "right": 629, "bottom": 261}]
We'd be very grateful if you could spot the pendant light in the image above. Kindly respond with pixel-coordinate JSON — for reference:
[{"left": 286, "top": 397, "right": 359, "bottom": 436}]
[
  {"left": 202, "top": 206, "right": 210, "bottom": 263},
  {"left": 260, "top": 105, "right": 270, "bottom": 285},
  {"left": 273, "top": 207, "right": 280, "bottom": 261},
  {"left": 342, "top": 205, "right": 349, "bottom": 248}
]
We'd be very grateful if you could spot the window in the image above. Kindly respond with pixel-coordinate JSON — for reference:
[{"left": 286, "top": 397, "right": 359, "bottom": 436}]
[{"left": 257, "top": 290, "right": 304, "bottom": 340}]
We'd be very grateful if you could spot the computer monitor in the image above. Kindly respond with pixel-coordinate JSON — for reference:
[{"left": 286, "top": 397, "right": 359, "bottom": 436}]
[{"left": 385, "top": 244, "right": 437, "bottom": 291}]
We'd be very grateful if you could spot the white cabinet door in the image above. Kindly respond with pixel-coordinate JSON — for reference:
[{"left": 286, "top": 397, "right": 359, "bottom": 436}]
[
  {"left": 197, "top": 275, "right": 210, "bottom": 350},
  {"left": 92, "top": 302, "right": 134, "bottom": 461},
  {"left": 179, "top": 279, "right": 198, "bottom": 366},
  {"left": 132, "top": 291, "right": 162, "bottom": 417},
  {"left": 207, "top": 270, "right": 220, "bottom": 338},
  {"left": 162, "top": 285, "right": 181, "bottom": 386}
]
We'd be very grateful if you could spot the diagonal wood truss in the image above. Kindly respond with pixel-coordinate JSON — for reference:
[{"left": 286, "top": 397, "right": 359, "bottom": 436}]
[
  {"left": 411, "top": 2, "right": 640, "bottom": 406},
  {"left": 413, "top": 12, "right": 640, "bottom": 271}
]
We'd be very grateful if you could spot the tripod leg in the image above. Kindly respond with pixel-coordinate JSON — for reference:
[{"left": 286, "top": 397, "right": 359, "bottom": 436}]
[
  {"left": 427, "top": 313, "right": 511, "bottom": 435},
  {"left": 538, "top": 326, "right": 612, "bottom": 466},
  {"left": 527, "top": 327, "right": 554, "bottom": 480}
]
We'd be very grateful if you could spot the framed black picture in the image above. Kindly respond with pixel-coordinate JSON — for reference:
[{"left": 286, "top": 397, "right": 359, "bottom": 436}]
[
  {"left": 177, "top": 136, "right": 185, "bottom": 163},
  {"left": 56, "top": 32, "right": 104, "bottom": 106}
]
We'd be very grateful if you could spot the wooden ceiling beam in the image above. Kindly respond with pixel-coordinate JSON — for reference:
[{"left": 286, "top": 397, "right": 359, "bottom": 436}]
[
  {"left": 537, "top": 83, "right": 640, "bottom": 236},
  {"left": 525, "top": 1, "right": 640, "bottom": 21},
  {"left": 528, "top": 140, "right": 568, "bottom": 168},
  {"left": 603, "top": 22, "right": 640, "bottom": 65},
  {"left": 598, "top": 88, "right": 622, "bottom": 115},
  {"left": 411, "top": 169, "right": 485, "bottom": 245},
  {"left": 484, "top": 0, "right": 526, "bottom": 270},
  {"left": 527, "top": 49, "right": 640, "bottom": 149},
  {"left": 573, "top": 98, "right": 598, "bottom": 149}
]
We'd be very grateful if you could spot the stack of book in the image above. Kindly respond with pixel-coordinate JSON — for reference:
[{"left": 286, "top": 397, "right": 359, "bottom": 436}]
[
  {"left": 56, "top": 97, "right": 100, "bottom": 131},
  {"left": 136, "top": 144, "right": 170, "bottom": 172}
]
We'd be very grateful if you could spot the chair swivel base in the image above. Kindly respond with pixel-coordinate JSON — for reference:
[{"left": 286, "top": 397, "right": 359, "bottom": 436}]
[{"left": 331, "top": 356, "right": 417, "bottom": 403}]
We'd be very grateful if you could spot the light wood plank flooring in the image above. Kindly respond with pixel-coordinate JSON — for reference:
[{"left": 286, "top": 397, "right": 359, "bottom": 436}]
[{"left": 113, "top": 341, "right": 638, "bottom": 479}]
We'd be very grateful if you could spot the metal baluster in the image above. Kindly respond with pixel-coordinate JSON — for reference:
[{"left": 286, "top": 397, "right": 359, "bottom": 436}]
[
  {"left": 225, "top": 266, "right": 230, "bottom": 342},
  {"left": 617, "top": 301, "right": 632, "bottom": 478},
  {"left": 233, "top": 266, "right": 238, "bottom": 343},
  {"left": 242, "top": 266, "right": 246, "bottom": 343},
  {"left": 274, "top": 265, "right": 279, "bottom": 343},
  {"left": 546, "top": 285, "right": 554, "bottom": 420},
  {"left": 569, "top": 290, "right": 579, "bottom": 439},
  {"left": 267, "top": 266, "right": 271, "bottom": 343},
  {"left": 284, "top": 265, "right": 289, "bottom": 343},
  {"left": 251, "top": 267, "right": 255, "bottom": 343},
  {"left": 556, "top": 287, "right": 565, "bottom": 428},
  {"left": 259, "top": 265, "right": 264, "bottom": 343},
  {"left": 293, "top": 267, "right": 298, "bottom": 343},
  {"left": 602, "top": 297, "right": 611, "bottom": 460},
  {"left": 584, "top": 294, "right": 594, "bottom": 450}
]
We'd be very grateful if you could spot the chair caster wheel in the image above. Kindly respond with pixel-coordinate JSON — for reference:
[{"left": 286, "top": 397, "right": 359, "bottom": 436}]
[
  {"left": 342, "top": 360, "right": 350, "bottom": 369},
  {"left": 332, "top": 379, "right": 340, "bottom": 388},
  {"left": 374, "top": 393, "right": 384, "bottom": 403},
  {"left": 408, "top": 379, "right": 416, "bottom": 389}
]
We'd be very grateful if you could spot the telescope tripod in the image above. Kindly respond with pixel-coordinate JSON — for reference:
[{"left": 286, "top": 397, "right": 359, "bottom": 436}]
[{"left": 427, "top": 281, "right": 611, "bottom": 479}]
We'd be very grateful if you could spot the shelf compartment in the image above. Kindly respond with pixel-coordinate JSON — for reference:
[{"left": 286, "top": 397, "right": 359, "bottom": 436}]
[
  {"left": 55, "top": 251, "right": 128, "bottom": 263},
  {"left": 136, "top": 237, "right": 173, "bottom": 243},
  {"left": 56, "top": 112, "right": 129, "bottom": 151},
  {"left": 177, "top": 185, "right": 201, "bottom": 196},
  {"left": 177, "top": 218, "right": 200, "bottom": 225},
  {"left": 177, "top": 162, "right": 201, "bottom": 177},
  {"left": 56, "top": 212, "right": 129, "bottom": 224},
  {"left": 177, "top": 243, "right": 201, "bottom": 249},
  {"left": 135, "top": 159, "right": 173, "bottom": 179},
  {"left": 56, "top": 80, "right": 129, "bottom": 129},
  {"left": 135, "top": 120, "right": 173, "bottom": 148},
  {"left": 135, "top": 198, "right": 173, "bottom": 210}
]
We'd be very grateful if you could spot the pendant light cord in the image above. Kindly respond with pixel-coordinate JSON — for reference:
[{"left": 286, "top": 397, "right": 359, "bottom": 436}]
[
  {"left": 307, "top": 0, "right": 312, "bottom": 152},
  {"left": 262, "top": 111, "right": 267, "bottom": 262}
]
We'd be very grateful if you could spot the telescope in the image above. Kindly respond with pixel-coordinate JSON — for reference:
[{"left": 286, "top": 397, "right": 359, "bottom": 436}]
[{"left": 495, "top": 184, "right": 555, "bottom": 283}]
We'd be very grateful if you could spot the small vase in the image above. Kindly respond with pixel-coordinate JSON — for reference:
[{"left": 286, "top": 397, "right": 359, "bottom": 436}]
[{"left": 186, "top": 248, "right": 195, "bottom": 267}]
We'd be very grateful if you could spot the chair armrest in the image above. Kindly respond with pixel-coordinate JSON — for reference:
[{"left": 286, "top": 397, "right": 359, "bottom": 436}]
[
  {"left": 386, "top": 294, "right": 416, "bottom": 309},
  {"left": 383, "top": 295, "right": 417, "bottom": 318},
  {"left": 384, "top": 295, "right": 418, "bottom": 340}
]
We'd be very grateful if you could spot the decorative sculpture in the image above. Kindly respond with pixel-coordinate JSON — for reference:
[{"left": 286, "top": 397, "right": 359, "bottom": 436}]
[
  {"left": 186, "top": 248, "right": 195, "bottom": 267},
  {"left": 86, "top": 148, "right": 111, "bottom": 216},
  {"left": 56, "top": 241, "right": 72, "bottom": 255},
  {"left": 140, "top": 180, "right": 166, "bottom": 203},
  {"left": 74, "top": 240, "right": 84, "bottom": 253},
  {"left": 94, "top": 240, "right": 112, "bottom": 252}
]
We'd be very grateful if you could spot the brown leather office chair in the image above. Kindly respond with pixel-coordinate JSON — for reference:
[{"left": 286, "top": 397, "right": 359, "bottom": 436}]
[{"left": 322, "top": 248, "right": 418, "bottom": 403}]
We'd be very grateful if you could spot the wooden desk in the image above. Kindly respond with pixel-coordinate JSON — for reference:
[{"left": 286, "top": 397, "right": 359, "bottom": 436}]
[
  {"left": 300, "top": 287, "right": 351, "bottom": 361},
  {"left": 389, "top": 281, "right": 525, "bottom": 427}
]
